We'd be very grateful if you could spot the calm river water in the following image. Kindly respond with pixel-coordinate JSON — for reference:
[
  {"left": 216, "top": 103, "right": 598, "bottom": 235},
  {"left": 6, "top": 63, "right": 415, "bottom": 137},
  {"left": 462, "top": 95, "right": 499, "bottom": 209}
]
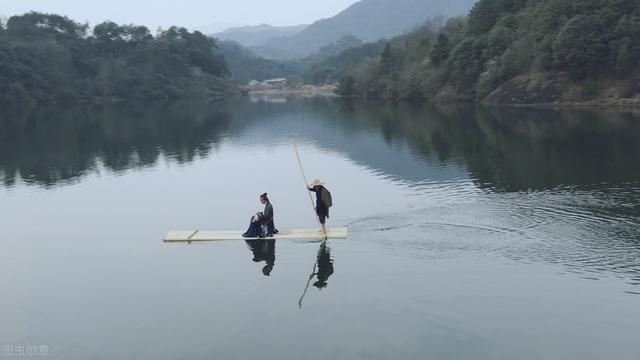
[{"left": 1, "top": 98, "right": 639, "bottom": 359}]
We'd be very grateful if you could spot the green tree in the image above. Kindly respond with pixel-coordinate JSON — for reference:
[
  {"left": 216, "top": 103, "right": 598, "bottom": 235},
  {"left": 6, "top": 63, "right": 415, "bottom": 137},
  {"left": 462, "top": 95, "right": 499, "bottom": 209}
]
[
  {"left": 93, "top": 21, "right": 124, "bottom": 41},
  {"left": 467, "top": 0, "right": 502, "bottom": 34},
  {"left": 429, "top": 33, "right": 450, "bottom": 66},
  {"left": 486, "top": 15, "right": 517, "bottom": 58},
  {"left": 403, "top": 75, "right": 424, "bottom": 100},
  {"left": 336, "top": 75, "right": 356, "bottom": 96},
  {"left": 7, "top": 12, "right": 87, "bottom": 38},
  {"left": 615, "top": 39, "right": 637, "bottom": 75},
  {"left": 616, "top": 15, "right": 640, "bottom": 42},
  {"left": 613, "top": 15, "right": 640, "bottom": 75},
  {"left": 122, "top": 25, "right": 152, "bottom": 42},
  {"left": 379, "top": 43, "right": 396, "bottom": 74},
  {"left": 448, "top": 38, "right": 485, "bottom": 85},
  {"left": 553, "top": 15, "right": 610, "bottom": 78},
  {"left": 0, "top": 12, "right": 231, "bottom": 104}
]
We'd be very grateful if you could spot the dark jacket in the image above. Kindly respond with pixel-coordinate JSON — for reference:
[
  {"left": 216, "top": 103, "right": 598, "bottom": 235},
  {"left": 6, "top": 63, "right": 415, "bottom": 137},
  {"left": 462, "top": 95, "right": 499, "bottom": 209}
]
[
  {"left": 261, "top": 202, "right": 277, "bottom": 235},
  {"left": 309, "top": 186, "right": 329, "bottom": 217},
  {"left": 262, "top": 202, "right": 274, "bottom": 224}
]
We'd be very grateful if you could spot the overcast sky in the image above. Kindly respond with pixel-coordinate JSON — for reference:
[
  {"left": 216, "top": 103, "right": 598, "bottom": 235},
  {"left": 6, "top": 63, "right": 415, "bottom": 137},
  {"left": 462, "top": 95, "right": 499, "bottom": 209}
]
[{"left": 1, "top": 0, "right": 360, "bottom": 33}]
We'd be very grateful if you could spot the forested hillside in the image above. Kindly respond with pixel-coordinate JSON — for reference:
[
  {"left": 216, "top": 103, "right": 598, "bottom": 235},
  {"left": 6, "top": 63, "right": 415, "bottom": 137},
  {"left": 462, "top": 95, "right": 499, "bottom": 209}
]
[
  {"left": 0, "top": 12, "right": 231, "bottom": 104},
  {"left": 338, "top": 0, "right": 640, "bottom": 104},
  {"left": 302, "top": 40, "right": 386, "bottom": 84}
]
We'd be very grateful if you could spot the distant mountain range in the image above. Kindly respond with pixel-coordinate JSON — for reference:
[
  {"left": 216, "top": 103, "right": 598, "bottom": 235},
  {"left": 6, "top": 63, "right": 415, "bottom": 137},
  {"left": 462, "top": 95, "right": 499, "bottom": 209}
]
[
  {"left": 214, "top": 0, "right": 477, "bottom": 59},
  {"left": 193, "top": 21, "right": 246, "bottom": 35},
  {"left": 216, "top": 35, "right": 366, "bottom": 83},
  {"left": 216, "top": 40, "right": 298, "bottom": 83},
  {"left": 213, "top": 24, "right": 308, "bottom": 47}
]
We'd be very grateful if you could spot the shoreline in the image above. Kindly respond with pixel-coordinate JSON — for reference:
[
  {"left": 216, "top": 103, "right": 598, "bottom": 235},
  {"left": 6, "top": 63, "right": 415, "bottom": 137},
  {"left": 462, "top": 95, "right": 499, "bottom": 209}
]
[
  {"left": 241, "top": 82, "right": 640, "bottom": 108},
  {"left": 242, "top": 84, "right": 338, "bottom": 98},
  {"left": 4, "top": 89, "right": 640, "bottom": 109}
]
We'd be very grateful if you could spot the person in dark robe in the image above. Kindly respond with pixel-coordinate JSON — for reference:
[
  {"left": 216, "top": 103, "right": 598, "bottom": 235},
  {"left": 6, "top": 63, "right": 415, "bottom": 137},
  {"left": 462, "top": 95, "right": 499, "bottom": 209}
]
[
  {"left": 242, "top": 193, "right": 278, "bottom": 238},
  {"left": 308, "top": 179, "right": 330, "bottom": 234},
  {"left": 259, "top": 193, "right": 278, "bottom": 236}
]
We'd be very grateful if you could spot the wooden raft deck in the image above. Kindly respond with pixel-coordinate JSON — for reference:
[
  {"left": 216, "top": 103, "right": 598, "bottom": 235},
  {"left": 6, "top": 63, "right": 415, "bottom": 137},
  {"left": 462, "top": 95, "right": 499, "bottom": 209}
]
[{"left": 163, "top": 227, "right": 348, "bottom": 242}]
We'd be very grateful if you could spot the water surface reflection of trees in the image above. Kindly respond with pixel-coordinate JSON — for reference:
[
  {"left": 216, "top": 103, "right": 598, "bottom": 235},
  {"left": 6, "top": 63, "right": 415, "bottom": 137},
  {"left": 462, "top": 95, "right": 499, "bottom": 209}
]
[
  {"left": 0, "top": 101, "right": 232, "bottom": 187},
  {"left": 2, "top": 98, "right": 640, "bottom": 193},
  {"left": 334, "top": 101, "right": 640, "bottom": 191}
]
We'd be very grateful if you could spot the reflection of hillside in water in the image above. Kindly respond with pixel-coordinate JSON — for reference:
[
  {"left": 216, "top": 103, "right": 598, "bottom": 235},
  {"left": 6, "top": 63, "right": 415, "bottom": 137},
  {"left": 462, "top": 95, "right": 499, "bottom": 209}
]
[
  {"left": 330, "top": 101, "right": 640, "bottom": 191},
  {"left": 226, "top": 99, "right": 640, "bottom": 191},
  {"left": 2, "top": 98, "right": 640, "bottom": 193},
  {"left": 325, "top": 102, "right": 640, "bottom": 286},
  {"left": 0, "top": 101, "right": 233, "bottom": 188}
]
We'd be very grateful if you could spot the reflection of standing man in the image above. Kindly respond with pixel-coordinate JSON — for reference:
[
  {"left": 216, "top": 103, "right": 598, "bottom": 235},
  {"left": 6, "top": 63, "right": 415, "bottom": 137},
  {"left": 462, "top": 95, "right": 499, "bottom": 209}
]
[
  {"left": 298, "top": 241, "right": 335, "bottom": 308},
  {"left": 313, "top": 242, "right": 334, "bottom": 289},
  {"left": 245, "top": 240, "right": 276, "bottom": 276}
]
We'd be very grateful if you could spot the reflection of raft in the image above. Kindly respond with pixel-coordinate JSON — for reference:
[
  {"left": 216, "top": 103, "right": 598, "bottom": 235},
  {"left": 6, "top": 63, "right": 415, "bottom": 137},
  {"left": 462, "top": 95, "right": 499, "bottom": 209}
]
[{"left": 163, "top": 227, "right": 348, "bottom": 242}]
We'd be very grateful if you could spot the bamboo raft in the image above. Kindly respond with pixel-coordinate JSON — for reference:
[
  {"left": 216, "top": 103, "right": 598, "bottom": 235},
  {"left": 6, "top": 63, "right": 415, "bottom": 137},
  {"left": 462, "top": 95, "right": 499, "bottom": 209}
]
[{"left": 163, "top": 227, "right": 348, "bottom": 242}]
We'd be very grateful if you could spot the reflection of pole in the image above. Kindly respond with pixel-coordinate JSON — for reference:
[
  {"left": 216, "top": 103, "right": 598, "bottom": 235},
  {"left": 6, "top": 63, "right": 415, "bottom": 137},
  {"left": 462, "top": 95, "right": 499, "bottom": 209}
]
[
  {"left": 293, "top": 142, "right": 321, "bottom": 226},
  {"left": 298, "top": 240, "right": 326, "bottom": 310}
]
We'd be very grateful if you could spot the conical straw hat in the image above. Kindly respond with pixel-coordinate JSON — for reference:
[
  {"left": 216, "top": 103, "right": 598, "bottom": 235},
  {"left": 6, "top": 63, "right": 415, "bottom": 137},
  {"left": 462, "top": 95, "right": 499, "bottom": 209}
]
[{"left": 309, "top": 179, "right": 324, "bottom": 187}]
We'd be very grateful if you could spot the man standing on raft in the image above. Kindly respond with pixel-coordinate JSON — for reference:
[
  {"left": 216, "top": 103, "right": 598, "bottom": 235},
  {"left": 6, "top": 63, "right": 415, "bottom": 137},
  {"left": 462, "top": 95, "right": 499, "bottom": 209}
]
[{"left": 308, "top": 179, "right": 332, "bottom": 234}]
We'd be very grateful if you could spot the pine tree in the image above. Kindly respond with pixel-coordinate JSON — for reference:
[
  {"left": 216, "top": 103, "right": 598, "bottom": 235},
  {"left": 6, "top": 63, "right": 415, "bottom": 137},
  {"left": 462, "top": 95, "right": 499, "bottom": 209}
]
[
  {"left": 429, "top": 33, "right": 450, "bottom": 66},
  {"left": 380, "top": 43, "right": 396, "bottom": 74},
  {"left": 336, "top": 75, "right": 356, "bottom": 96}
]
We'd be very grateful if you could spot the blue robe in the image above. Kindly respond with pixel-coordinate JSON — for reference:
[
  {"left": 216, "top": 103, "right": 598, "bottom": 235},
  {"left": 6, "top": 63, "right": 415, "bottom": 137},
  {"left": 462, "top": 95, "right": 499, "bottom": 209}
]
[{"left": 242, "top": 202, "right": 278, "bottom": 238}]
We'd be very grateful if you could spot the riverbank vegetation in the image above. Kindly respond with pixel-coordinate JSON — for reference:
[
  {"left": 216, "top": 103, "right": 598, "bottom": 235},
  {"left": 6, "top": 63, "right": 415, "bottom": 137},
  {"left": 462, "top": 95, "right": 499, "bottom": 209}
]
[
  {"left": 0, "top": 12, "right": 231, "bottom": 104},
  {"left": 330, "top": 0, "right": 640, "bottom": 104}
]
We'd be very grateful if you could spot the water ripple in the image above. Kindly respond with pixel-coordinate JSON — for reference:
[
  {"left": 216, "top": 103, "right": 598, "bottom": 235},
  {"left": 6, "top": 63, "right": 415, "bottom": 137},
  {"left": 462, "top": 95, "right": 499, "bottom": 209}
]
[{"left": 352, "top": 182, "right": 640, "bottom": 289}]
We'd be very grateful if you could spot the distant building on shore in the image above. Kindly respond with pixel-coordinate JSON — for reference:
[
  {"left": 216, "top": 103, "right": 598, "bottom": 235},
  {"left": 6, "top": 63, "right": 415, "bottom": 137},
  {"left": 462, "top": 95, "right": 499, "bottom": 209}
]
[{"left": 244, "top": 78, "right": 287, "bottom": 91}]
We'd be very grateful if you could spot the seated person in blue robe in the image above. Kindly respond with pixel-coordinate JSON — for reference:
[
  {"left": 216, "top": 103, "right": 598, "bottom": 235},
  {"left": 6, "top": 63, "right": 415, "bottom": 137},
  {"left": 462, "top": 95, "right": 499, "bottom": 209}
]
[{"left": 242, "top": 193, "right": 278, "bottom": 238}]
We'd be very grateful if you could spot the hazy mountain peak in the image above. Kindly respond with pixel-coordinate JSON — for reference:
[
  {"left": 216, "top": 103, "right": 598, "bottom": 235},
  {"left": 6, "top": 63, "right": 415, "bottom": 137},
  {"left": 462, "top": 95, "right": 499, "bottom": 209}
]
[
  {"left": 213, "top": 23, "right": 309, "bottom": 47},
  {"left": 251, "top": 0, "right": 478, "bottom": 59}
]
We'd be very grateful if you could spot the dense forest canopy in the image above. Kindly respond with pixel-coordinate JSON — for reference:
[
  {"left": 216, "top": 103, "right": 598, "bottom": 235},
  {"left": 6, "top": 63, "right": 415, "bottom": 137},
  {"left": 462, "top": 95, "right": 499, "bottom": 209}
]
[
  {"left": 301, "top": 40, "right": 387, "bottom": 84},
  {"left": 5, "top": 1, "right": 640, "bottom": 105},
  {"left": 334, "top": 0, "right": 640, "bottom": 104},
  {"left": 0, "top": 12, "right": 231, "bottom": 104}
]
